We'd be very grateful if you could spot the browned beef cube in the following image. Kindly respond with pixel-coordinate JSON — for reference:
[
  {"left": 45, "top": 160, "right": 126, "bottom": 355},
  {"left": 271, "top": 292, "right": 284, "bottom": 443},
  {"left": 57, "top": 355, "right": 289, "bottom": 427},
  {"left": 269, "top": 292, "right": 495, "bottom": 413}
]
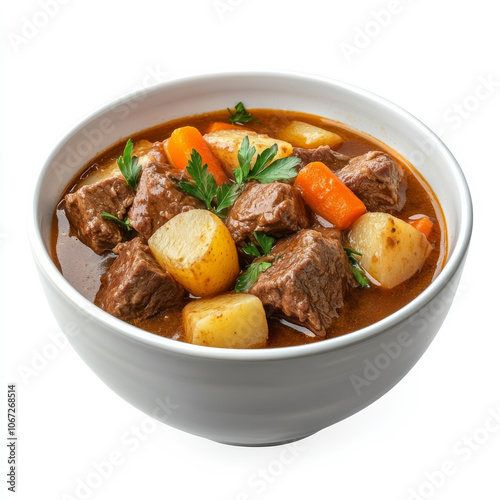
[
  {"left": 310, "top": 224, "right": 343, "bottom": 243},
  {"left": 250, "top": 229, "right": 354, "bottom": 336},
  {"left": 225, "top": 182, "right": 310, "bottom": 244},
  {"left": 293, "top": 145, "right": 350, "bottom": 171},
  {"left": 336, "top": 151, "right": 406, "bottom": 212},
  {"left": 94, "top": 237, "right": 184, "bottom": 321},
  {"left": 136, "top": 141, "right": 168, "bottom": 168},
  {"left": 128, "top": 162, "right": 204, "bottom": 239},
  {"left": 64, "top": 176, "right": 135, "bottom": 255}
]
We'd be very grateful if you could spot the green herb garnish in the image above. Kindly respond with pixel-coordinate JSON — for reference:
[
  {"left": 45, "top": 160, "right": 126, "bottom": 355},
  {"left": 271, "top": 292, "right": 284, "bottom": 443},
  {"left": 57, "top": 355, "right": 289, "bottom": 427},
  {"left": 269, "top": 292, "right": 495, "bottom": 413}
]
[
  {"left": 215, "top": 182, "right": 241, "bottom": 215},
  {"left": 117, "top": 139, "right": 141, "bottom": 190},
  {"left": 241, "top": 232, "right": 275, "bottom": 258},
  {"left": 179, "top": 149, "right": 240, "bottom": 218},
  {"left": 235, "top": 261, "right": 272, "bottom": 293},
  {"left": 233, "top": 136, "right": 300, "bottom": 185},
  {"left": 101, "top": 212, "right": 132, "bottom": 231},
  {"left": 344, "top": 248, "right": 370, "bottom": 288},
  {"left": 254, "top": 232, "right": 274, "bottom": 256},
  {"left": 179, "top": 150, "right": 217, "bottom": 208},
  {"left": 227, "top": 101, "right": 259, "bottom": 125},
  {"left": 241, "top": 241, "right": 261, "bottom": 258},
  {"left": 237, "top": 232, "right": 276, "bottom": 292},
  {"left": 234, "top": 135, "right": 256, "bottom": 184}
]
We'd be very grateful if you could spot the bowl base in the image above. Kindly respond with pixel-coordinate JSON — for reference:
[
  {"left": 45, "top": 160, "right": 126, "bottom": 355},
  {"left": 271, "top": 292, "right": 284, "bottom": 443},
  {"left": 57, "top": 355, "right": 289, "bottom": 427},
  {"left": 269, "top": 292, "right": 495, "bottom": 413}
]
[{"left": 216, "top": 431, "right": 317, "bottom": 447}]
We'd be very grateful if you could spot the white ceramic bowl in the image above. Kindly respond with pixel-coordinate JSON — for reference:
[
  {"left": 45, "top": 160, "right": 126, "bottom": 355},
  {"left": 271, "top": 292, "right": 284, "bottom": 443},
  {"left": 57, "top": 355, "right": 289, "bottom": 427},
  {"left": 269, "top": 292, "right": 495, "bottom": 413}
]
[{"left": 30, "top": 72, "right": 472, "bottom": 446}]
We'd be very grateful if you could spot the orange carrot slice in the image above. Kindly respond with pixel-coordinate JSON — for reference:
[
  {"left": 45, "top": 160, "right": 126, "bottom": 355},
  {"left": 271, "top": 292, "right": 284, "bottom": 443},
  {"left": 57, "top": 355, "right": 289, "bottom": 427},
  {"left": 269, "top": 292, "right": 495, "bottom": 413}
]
[
  {"left": 294, "top": 161, "right": 366, "bottom": 230},
  {"left": 205, "top": 122, "right": 250, "bottom": 134},
  {"left": 165, "top": 126, "right": 229, "bottom": 185},
  {"left": 409, "top": 216, "right": 433, "bottom": 238}
]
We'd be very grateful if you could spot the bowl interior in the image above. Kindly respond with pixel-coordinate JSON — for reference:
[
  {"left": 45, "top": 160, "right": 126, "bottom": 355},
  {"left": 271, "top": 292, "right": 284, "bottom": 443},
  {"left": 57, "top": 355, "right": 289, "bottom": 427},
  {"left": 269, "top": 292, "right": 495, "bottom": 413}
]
[{"left": 32, "top": 72, "right": 472, "bottom": 355}]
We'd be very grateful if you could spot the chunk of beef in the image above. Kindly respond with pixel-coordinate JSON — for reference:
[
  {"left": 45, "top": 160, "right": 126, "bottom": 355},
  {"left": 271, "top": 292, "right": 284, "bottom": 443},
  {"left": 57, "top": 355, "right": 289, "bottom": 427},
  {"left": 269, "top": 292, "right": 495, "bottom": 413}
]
[
  {"left": 128, "top": 162, "right": 204, "bottom": 239},
  {"left": 94, "top": 237, "right": 184, "bottom": 321},
  {"left": 136, "top": 141, "right": 168, "bottom": 168},
  {"left": 293, "top": 145, "right": 350, "bottom": 171},
  {"left": 310, "top": 224, "right": 343, "bottom": 243},
  {"left": 250, "top": 229, "right": 354, "bottom": 336},
  {"left": 226, "top": 182, "right": 310, "bottom": 244},
  {"left": 336, "top": 151, "right": 406, "bottom": 212},
  {"left": 64, "top": 175, "right": 135, "bottom": 255}
]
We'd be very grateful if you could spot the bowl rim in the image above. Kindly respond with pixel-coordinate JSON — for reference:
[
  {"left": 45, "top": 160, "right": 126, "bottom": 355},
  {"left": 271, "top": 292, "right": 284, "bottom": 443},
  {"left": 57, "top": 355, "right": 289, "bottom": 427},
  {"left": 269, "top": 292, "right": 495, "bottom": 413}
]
[{"left": 30, "top": 70, "right": 473, "bottom": 361}]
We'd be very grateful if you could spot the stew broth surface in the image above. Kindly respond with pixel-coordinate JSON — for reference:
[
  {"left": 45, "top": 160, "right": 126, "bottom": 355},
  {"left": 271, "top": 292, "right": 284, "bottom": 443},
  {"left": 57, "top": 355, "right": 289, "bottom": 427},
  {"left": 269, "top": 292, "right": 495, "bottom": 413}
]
[{"left": 52, "top": 109, "right": 446, "bottom": 348}]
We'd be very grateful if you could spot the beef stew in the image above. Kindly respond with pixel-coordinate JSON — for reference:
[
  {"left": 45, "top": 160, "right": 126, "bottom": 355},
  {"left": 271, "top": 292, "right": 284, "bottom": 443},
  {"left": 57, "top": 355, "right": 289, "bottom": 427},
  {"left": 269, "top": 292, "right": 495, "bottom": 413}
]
[{"left": 51, "top": 106, "right": 446, "bottom": 348}]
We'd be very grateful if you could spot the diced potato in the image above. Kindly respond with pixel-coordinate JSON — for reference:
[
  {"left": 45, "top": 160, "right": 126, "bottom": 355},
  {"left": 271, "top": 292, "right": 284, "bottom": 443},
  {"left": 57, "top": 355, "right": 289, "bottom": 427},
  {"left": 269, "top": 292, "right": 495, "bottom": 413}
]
[
  {"left": 278, "top": 121, "right": 343, "bottom": 149},
  {"left": 78, "top": 158, "right": 120, "bottom": 187},
  {"left": 148, "top": 209, "right": 239, "bottom": 297},
  {"left": 78, "top": 140, "right": 154, "bottom": 188},
  {"left": 203, "top": 129, "right": 293, "bottom": 178},
  {"left": 183, "top": 293, "right": 268, "bottom": 348},
  {"left": 347, "top": 212, "right": 432, "bottom": 289}
]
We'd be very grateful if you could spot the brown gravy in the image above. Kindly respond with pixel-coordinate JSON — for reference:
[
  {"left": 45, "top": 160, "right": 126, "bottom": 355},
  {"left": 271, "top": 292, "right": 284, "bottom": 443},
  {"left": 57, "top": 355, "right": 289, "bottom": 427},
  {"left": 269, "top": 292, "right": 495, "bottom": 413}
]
[{"left": 51, "top": 109, "right": 446, "bottom": 348}]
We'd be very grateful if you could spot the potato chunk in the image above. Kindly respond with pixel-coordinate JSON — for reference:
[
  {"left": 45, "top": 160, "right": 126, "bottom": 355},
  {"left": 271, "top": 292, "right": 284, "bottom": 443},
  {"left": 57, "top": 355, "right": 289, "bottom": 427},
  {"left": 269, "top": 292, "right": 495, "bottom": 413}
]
[
  {"left": 347, "top": 212, "right": 431, "bottom": 289},
  {"left": 204, "top": 129, "right": 293, "bottom": 178},
  {"left": 278, "top": 121, "right": 343, "bottom": 149},
  {"left": 148, "top": 209, "right": 239, "bottom": 297},
  {"left": 78, "top": 140, "right": 161, "bottom": 188},
  {"left": 78, "top": 158, "right": 120, "bottom": 187},
  {"left": 183, "top": 293, "right": 268, "bottom": 348}
]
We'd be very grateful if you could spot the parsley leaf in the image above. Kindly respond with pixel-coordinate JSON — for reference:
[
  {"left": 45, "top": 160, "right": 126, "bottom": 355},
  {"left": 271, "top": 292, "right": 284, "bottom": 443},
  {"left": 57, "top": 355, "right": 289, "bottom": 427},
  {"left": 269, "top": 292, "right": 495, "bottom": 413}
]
[
  {"left": 101, "top": 212, "right": 132, "bottom": 231},
  {"left": 215, "top": 182, "right": 241, "bottom": 216},
  {"left": 344, "top": 248, "right": 370, "bottom": 288},
  {"left": 250, "top": 155, "right": 301, "bottom": 184},
  {"left": 117, "top": 139, "right": 141, "bottom": 190},
  {"left": 254, "top": 232, "right": 274, "bottom": 256},
  {"left": 233, "top": 138, "right": 300, "bottom": 185},
  {"left": 242, "top": 242, "right": 262, "bottom": 258},
  {"left": 235, "top": 261, "right": 272, "bottom": 293},
  {"left": 227, "top": 102, "right": 259, "bottom": 125},
  {"left": 180, "top": 149, "right": 217, "bottom": 209},
  {"left": 237, "top": 232, "right": 276, "bottom": 292},
  {"left": 179, "top": 149, "right": 241, "bottom": 218},
  {"left": 234, "top": 135, "right": 256, "bottom": 185},
  {"left": 247, "top": 144, "right": 278, "bottom": 179},
  {"left": 344, "top": 248, "right": 362, "bottom": 257},
  {"left": 242, "top": 232, "right": 275, "bottom": 258}
]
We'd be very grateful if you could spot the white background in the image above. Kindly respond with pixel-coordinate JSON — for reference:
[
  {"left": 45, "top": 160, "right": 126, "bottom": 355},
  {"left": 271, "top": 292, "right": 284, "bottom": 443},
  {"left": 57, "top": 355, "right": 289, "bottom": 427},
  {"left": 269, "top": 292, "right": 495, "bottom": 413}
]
[{"left": 1, "top": 1, "right": 498, "bottom": 499}]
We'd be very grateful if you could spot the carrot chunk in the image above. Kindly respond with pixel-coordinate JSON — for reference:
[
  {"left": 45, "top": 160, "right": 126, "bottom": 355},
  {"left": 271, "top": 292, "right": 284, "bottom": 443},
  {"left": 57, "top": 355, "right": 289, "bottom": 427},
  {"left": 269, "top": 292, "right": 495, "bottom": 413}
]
[
  {"left": 409, "top": 216, "right": 433, "bottom": 238},
  {"left": 165, "top": 126, "right": 229, "bottom": 185},
  {"left": 294, "top": 161, "right": 366, "bottom": 230},
  {"left": 205, "top": 122, "right": 250, "bottom": 134}
]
